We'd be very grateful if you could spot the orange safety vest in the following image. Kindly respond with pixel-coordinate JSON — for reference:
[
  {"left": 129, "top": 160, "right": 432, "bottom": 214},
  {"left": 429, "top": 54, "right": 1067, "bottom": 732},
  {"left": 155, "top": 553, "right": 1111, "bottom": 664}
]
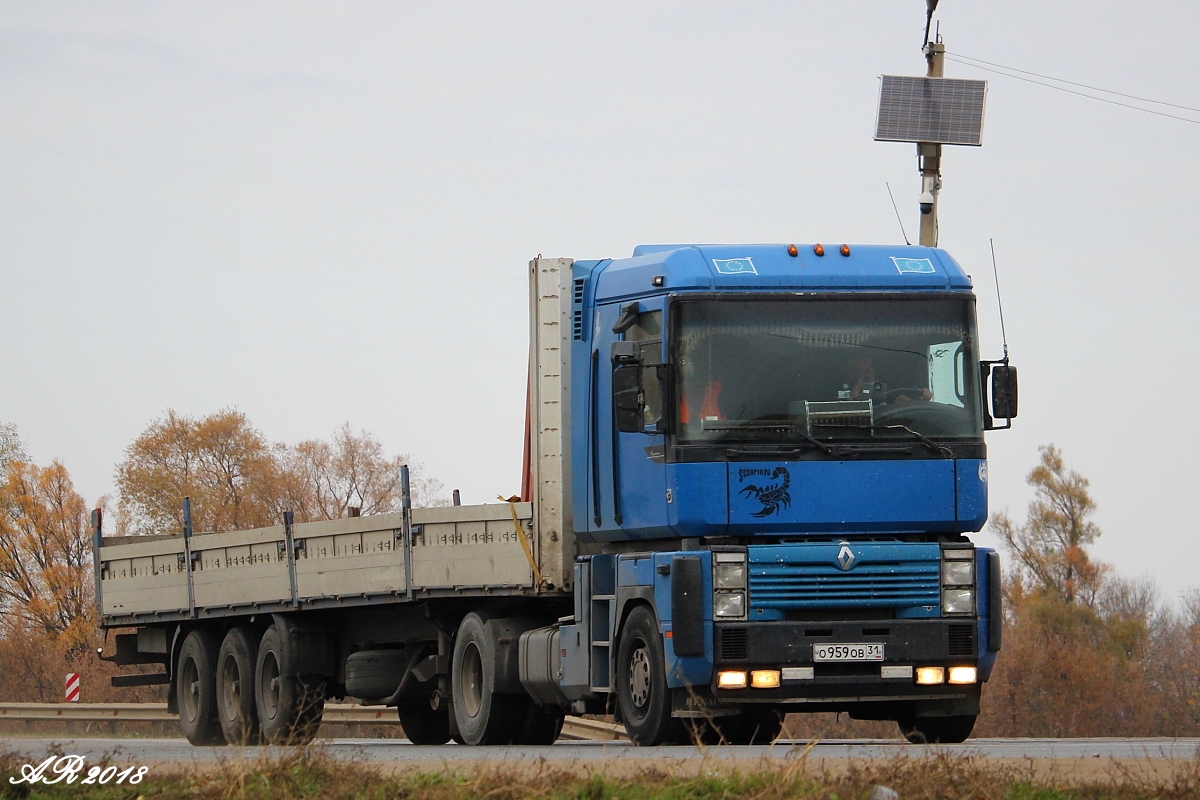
[{"left": 680, "top": 380, "right": 724, "bottom": 424}]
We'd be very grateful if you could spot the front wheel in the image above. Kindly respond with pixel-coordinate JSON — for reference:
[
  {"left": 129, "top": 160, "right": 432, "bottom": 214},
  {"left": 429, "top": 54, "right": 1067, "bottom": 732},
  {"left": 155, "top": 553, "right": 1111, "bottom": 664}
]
[
  {"left": 898, "top": 714, "right": 976, "bottom": 744},
  {"left": 616, "top": 605, "right": 683, "bottom": 746}
]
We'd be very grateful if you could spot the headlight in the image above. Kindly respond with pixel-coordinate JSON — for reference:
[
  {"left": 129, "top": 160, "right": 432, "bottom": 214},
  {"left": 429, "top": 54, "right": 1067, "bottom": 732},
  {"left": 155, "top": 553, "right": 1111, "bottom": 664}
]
[
  {"left": 716, "top": 563, "right": 746, "bottom": 589},
  {"left": 942, "top": 560, "right": 974, "bottom": 586},
  {"left": 943, "top": 588, "right": 974, "bottom": 614},
  {"left": 714, "top": 591, "right": 746, "bottom": 618}
]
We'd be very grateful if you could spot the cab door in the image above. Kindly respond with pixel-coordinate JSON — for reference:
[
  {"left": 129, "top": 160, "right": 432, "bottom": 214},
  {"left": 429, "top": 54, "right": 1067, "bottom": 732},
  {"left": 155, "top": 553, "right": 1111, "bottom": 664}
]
[{"left": 587, "top": 299, "right": 670, "bottom": 540}]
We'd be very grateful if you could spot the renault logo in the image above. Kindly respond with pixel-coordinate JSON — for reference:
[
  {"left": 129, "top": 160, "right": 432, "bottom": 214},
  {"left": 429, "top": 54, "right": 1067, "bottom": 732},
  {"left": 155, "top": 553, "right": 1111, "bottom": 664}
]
[{"left": 836, "top": 543, "right": 856, "bottom": 571}]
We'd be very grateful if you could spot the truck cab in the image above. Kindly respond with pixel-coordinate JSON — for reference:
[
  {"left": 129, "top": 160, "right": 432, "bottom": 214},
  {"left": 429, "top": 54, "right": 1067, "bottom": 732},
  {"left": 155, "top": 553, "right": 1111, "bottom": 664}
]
[{"left": 547, "top": 243, "right": 1014, "bottom": 744}]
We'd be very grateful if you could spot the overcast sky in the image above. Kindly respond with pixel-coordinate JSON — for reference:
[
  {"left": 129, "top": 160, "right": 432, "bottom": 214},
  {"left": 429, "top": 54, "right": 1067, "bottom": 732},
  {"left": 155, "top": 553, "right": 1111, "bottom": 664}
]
[{"left": 2, "top": 2, "right": 1197, "bottom": 604}]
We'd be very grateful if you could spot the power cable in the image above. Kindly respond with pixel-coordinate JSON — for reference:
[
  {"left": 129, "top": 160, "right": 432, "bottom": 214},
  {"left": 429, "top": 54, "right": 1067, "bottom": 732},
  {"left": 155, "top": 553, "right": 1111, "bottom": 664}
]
[
  {"left": 945, "top": 54, "right": 1200, "bottom": 125},
  {"left": 949, "top": 52, "right": 1200, "bottom": 114}
]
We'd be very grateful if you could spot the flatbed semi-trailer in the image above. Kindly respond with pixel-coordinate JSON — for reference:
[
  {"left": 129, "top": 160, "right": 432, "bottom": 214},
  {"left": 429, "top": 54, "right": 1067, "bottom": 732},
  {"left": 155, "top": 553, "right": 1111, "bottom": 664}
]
[{"left": 96, "top": 249, "right": 1016, "bottom": 747}]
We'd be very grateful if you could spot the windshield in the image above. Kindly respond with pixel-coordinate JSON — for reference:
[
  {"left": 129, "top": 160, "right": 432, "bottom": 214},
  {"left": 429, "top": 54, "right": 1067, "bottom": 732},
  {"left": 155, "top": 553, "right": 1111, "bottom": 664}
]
[{"left": 673, "top": 297, "right": 982, "bottom": 447}]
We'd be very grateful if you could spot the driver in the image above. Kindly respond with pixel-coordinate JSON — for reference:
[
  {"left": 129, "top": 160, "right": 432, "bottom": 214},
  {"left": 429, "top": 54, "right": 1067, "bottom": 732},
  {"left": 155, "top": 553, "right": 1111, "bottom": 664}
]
[
  {"left": 840, "top": 355, "right": 931, "bottom": 403},
  {"left": 679, "top": 338, "right": 725, "bottom": 426}
]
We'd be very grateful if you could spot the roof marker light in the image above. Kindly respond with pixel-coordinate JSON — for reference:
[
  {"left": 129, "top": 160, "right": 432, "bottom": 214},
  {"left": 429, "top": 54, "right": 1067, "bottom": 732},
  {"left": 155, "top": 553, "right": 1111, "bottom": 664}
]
[
  {"left": 787, "top": 244, "right": 798, "bottom": 257},
  {"left": 813, "top": 244, "right": 825, "bottom": 257},
  {"left": 840, "top": 244, "right": 851, "bottom": 257}
]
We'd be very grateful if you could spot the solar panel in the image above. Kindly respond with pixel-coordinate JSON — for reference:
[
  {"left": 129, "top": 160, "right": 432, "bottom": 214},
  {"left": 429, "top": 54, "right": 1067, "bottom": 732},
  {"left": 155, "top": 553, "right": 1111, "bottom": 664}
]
[{"left": 874, "top": 76, "right": 987, "bottom": 146}]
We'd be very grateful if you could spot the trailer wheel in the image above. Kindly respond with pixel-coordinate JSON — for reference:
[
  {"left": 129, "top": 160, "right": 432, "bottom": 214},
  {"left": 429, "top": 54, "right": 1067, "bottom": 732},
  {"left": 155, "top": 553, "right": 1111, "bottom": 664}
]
[
  {"left": 616, "top": 605, "right": 683, "bottom": 746},
  {"left": 216, "top": 627, "right": 260, "bottom": 745},
  {"left": 397, "top": 698, "right": 452, "bottom": 745},
  {"left": 451, "top": 613, "right": 525, "bottom": 745},
  {"left": 898, "top": 713, "right": 976, "bottom": 744},
  {"left": 255, "top": 625, "right": 325, "bottom": 745},
  {"left": 177, "top": 629, "right": 226, "bottom": 746}
]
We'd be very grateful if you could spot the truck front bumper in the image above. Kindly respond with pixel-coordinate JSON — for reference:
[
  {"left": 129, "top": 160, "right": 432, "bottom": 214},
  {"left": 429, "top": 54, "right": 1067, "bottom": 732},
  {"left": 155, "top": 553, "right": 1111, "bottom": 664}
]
[{"left": 708, "top": 619, "right": 980, "bottom": 713}]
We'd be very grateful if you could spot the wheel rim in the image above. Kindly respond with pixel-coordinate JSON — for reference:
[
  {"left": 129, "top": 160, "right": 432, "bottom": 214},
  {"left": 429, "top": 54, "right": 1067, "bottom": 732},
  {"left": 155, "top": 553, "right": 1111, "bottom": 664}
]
[
  {"left": 260, "top": 650, "right": 281, "bottom": 721},
  {"left": 219, "top": 654, "right": 240, "bottom": 723},
  {"left": 628, "top": 642, "right": 652, "bottom": 710},
  {"left": 180, "top": 655, "right": 200, "bottom": 723},
  {"left": 461, "top": 641, "right": 484, "bottom": 718}
]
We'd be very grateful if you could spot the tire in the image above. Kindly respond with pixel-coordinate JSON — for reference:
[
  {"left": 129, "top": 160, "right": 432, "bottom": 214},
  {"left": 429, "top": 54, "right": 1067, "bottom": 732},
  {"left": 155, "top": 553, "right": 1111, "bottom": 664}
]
[
  {"left": 718, "top": 708, "right": 783, "bottom": 745},
  {"left": 216, "top": 627, "right": 260, "bottom": 745},
  {"left": 345, "top": 649, "right": 407, "bottom": 699},
  {"left": 898, "top": 714, "right": 976, "bottom": 744},
  {"left": 451, "top": 613, "right": 527, "bottom": 745},
  {"left": 398, "top": 698, "right": 452, "bottom": 745},
  {"left": 177, "top": 629, "right": 226, "bottom": 746},
  {"left": 616, "top": 605, "right": 684, "bottom": 746},
  {"left": 512, "top": 701, "right": 564, "bottom": 745},
  {"left": 255, "top": 624, "right": 325, "bottom": 745}
]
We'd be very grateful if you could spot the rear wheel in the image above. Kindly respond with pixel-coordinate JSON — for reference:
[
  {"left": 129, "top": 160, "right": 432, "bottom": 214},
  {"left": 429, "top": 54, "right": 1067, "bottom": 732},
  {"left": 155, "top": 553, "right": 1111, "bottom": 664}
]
[
  {"left": 616, "top": 605, "right": 684, "bottom": 746},
  {"left": 898, "top": 714, "right": 976, "bottom": 744},
  {"left": 177, "top": 629, "right": 226, "bottom": 746},
  {"left": 398, "top": 697, "right": 452, "bottom": 745},
  {"left": 451, "top": 613, "right": 526, "bottom": 745},
  {"left": 255, "top": 625, "right": 325, "bottom": 745},
  {"left": 216, "top": 627, "right": 260, "bottom": 745}
]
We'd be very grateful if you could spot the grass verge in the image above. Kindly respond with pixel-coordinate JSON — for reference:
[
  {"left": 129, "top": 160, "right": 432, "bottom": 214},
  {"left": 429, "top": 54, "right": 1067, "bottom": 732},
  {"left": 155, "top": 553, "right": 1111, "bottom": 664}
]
[{"left": 2, "top": 745, "right": 1198, "bottom": 800}]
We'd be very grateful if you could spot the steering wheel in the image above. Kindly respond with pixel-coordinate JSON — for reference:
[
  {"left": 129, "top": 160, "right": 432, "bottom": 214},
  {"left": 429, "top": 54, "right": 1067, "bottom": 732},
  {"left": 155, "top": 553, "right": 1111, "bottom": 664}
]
[{"left": 881, "top": 387, "right": 929, "bottom": 404}]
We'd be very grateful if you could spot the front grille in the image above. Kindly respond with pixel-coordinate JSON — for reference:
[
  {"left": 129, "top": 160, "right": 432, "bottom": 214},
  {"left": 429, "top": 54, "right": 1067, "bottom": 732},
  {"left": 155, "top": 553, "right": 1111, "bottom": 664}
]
[
  {"left": 750, "top": 563, "right": 940, "bottom": 608},
  {"left": 948, "top": 623, "right": 976, "bottom": 657},
  {"left": 720, "top": 627, "right": 748, "bottom": 660}
]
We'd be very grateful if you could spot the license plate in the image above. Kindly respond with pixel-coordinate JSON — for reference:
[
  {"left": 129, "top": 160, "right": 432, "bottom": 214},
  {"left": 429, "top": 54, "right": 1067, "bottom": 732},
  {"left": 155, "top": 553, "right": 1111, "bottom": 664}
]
[{"left": 813, "top": 643, "right": 884, "bottom": 662}]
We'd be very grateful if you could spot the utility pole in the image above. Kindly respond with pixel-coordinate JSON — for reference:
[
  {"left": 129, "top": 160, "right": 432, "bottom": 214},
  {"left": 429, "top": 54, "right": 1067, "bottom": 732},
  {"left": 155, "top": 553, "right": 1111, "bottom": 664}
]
[{"left": 917, "top": 40, "right": 945, "bottom": 247}]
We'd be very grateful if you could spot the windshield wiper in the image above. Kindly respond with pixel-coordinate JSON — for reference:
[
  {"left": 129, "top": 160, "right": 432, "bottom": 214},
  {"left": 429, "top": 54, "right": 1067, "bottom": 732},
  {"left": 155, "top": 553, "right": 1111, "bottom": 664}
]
[{"left": 873, "top": 424, "right": 953, "bottom": 458}]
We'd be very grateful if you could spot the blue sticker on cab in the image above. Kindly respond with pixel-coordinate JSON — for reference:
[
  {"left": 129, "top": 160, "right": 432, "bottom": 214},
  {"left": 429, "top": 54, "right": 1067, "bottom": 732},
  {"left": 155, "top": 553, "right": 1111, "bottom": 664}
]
[
  {"left": 891, "top": 257, "right": 936, "bottom": 274},
  {"left": 713, "top": 257, "right": 757, "bottom": 275}
]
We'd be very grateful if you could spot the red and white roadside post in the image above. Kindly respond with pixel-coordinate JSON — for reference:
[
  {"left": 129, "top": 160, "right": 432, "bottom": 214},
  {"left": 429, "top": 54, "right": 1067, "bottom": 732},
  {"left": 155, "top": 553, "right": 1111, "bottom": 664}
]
[{"left": 65, "top": 673, "right": 80, "bottom": 703}]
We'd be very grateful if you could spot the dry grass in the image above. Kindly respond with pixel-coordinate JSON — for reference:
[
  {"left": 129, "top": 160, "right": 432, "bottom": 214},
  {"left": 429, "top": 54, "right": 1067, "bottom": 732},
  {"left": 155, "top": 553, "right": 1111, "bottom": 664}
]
[{"left": 3, "top": 744, "right": 1199, "bottom": 800}]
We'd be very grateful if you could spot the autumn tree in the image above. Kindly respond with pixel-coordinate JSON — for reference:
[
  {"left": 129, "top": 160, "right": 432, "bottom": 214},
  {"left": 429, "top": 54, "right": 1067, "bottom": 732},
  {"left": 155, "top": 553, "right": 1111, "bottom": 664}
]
[
  {"left": 115, "top": 408, "right": 283, "bottom": 535},
  {"left": 0, "top": 422, "right": 27, "bottom": 471},
  {"left": 991, "top": 444, "right": 1104, "bottom": 606},
  {"left": 276, "top": 423, "right": 445, "bottom": 521},
  {"left": 0, "top": 459, "right": 96, "bottom": 650}
]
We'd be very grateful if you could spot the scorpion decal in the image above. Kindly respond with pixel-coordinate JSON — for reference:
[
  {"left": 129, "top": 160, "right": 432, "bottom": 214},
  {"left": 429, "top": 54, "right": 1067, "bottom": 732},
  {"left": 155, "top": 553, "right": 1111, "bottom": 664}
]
[{"left": 739, "top": 466, "right": 792, "bottom": 517}]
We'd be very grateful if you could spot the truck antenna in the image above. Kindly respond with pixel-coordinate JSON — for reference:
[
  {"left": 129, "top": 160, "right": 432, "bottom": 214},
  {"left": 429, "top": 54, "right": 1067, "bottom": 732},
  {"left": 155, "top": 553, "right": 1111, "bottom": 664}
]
[
  {"left": 989, "top": 238, "right": 1009, "bottom": 360},
  {"left": 886, "top": 182, "right": 911, "bottom": 245}
]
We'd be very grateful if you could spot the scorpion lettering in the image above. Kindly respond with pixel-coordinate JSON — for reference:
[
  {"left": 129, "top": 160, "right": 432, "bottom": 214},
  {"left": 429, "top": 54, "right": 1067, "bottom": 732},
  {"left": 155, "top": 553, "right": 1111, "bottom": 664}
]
[{"left": 739, "top": 466, "right": 791, "bottom": 517}]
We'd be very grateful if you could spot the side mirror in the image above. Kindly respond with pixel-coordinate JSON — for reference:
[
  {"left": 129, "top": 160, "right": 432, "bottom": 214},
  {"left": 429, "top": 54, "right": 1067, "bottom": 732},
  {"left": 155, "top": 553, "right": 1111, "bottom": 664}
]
[
  {"left": 991, "top": 365, "right": 1018, "bottom": 419},
  {"left": 613, "top": 364, "right": 643, "bottom": 433}
]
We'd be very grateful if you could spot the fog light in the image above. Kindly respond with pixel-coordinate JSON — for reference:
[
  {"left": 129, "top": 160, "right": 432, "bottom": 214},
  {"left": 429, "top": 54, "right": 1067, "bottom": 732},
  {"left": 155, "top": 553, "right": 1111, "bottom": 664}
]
[
  {"left": 750, "top": 670, "right": 781, "bottom": 689},
  {"left": 947, "top": 666, "right": 977, "bottom": 684},
  {"left": 915, "top": 666, "right": 945, "bottom": 685},
  {"left": 717, "top": 670, "right": 747, "bottom": 689}
]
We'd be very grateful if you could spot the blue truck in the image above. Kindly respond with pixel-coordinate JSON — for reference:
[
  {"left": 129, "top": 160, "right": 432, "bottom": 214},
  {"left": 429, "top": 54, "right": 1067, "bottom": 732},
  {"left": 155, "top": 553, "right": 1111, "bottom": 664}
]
[{"left": 96, "top": 243, "right": 1015, "bottom": 747}]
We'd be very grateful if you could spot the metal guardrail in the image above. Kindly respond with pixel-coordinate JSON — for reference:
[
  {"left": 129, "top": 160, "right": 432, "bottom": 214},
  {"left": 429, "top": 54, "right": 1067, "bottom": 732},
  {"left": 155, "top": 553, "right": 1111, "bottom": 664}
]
[{"left": 0, "top": 703, "right": 626, "bottom": 742}]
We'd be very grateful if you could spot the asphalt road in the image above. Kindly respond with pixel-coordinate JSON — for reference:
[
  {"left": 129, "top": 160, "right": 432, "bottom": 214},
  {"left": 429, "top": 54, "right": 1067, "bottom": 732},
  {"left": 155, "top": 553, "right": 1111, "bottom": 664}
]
[{"left": 3, "top": 736, "right": 1198, "bottom": 767}]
